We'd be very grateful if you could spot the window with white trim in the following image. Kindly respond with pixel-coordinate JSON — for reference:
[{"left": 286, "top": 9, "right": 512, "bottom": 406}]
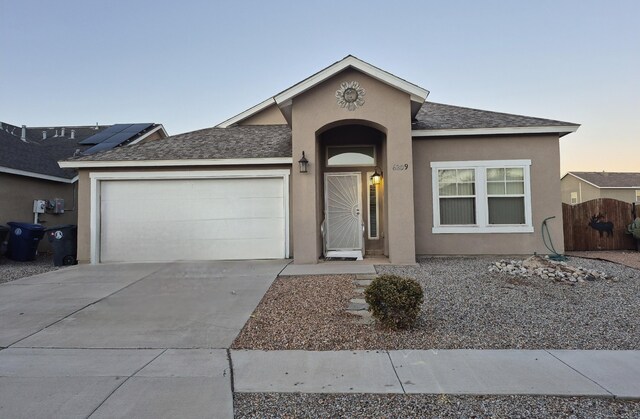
[
  {"left": 570, "top": 192, "right": 578, "bottom": 204},
  {"left": 431, "top": 160, "right": 533, "bottom": 234}
]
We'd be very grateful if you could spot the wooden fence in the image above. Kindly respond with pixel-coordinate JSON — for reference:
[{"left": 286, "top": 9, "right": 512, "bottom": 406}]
[{"left": 563, "top": 198, "right": 637, "bottom": 251}]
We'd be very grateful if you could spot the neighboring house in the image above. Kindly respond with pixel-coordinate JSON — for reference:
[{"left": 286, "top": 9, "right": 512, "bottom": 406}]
[
  {"left": 0, "top": 121, "right": 167, "bottom": 251},
  {"left": 60, "top": 55, "right": 579, "bottom": 265},
  {"left": 561, "top": 172, "right": 640, "bottom": 205}
]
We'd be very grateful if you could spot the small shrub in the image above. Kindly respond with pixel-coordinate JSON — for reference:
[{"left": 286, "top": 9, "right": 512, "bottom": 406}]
[{"left": 364, "top": 274, "right": 424, "bottom": 330}]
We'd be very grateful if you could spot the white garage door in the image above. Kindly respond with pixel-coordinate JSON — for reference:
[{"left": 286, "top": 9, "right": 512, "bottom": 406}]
[{"left": 99, "top": 177, "right": 287, "bottom": 262}]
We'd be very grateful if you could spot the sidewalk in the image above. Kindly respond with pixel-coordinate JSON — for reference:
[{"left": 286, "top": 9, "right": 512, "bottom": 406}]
[{"left": 231, "top": 349, "right": 640, "bottom": 399}]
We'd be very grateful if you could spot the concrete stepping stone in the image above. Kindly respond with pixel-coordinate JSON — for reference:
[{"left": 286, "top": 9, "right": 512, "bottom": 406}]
[
  {"left": 355, "top": 274, "right": 378, "bottom": 280},
  {"left": 347, "top": 302, "right": 368, "bottom": 311}
]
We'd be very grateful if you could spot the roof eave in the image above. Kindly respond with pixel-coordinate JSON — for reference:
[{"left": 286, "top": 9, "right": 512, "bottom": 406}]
[
  {"left": 412, "top": 125, "right": 579, "bottom": 137},
  {"left": 59, "top": 157, "right": 293, "bottom": 169},
  {"left": 0, "top": 166, "right": 77, "bottom": 183}
]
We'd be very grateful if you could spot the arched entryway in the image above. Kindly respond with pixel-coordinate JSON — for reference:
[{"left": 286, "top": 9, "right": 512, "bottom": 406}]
[{"left": 318, "top": 123, "right": 387, "bottom": 259}]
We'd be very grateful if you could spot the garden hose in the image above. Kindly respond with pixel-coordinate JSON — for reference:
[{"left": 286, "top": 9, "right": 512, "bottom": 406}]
[{"left": 541, "top": 216, "right": 566, "bottom": 261}]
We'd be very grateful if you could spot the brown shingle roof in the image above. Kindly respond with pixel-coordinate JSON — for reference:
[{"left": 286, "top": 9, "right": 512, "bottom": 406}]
[
  {"left": 413, "top": 102, "right": 578, "bottom": 130},
  {"left": 70, "top": 125, "right": 292, "bottom": 162},
  {"left": 567, "top": 172, "right": 640, "bottom": 188}
]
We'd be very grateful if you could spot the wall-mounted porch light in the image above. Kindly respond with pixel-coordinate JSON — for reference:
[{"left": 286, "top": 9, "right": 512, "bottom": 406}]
[
  {"left": 371, "top": 167, "right": 383, "bottom": 185},
  {"left": 298, "top": 151, "right": 309, "bottom": 173}
]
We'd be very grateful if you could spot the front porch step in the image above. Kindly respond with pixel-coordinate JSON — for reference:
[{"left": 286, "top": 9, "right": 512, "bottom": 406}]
[{"left": 325, "top": 250, "right": 363, "bottom": 261}]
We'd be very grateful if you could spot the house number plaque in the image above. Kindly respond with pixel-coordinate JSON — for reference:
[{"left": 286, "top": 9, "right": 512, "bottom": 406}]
[{"left": 392, "top": 164, "right": 409, "bottom": 171}]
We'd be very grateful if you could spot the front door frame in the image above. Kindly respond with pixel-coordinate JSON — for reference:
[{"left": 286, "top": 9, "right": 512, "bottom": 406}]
[{"left": 323, "top": 172, "right": 363, "bottom": 252}]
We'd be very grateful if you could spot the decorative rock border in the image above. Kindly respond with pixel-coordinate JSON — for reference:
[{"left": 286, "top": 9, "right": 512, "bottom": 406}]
[{"left": 489, "top": 255, "right": 615, "bottom": 283}]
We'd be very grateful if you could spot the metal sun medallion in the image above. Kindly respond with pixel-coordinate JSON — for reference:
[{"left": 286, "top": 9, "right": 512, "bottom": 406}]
[{"left": 336, "top": 81, "right": 365, "bottom": 111}]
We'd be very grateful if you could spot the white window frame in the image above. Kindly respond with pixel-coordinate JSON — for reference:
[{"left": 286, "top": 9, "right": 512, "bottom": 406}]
[
  {"left": 636, "top": 190, "right": 640, "bottom": 202},
  {"left": 326, "top": 145, "right": 376, "bottom": 167},
  {"left": 570, "top": 192, "right": 578, "bottom": 204},
  {"left": 431, "top": 160, "right": 533, "bottom": 234},
  {"left": 367, "top": 171, "right": 380, "bottom": 240}
]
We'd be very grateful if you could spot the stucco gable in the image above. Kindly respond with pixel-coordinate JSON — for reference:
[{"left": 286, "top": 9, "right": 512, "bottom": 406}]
[{"left": 218, "top": 55, "right": 429, "bottom": 128}]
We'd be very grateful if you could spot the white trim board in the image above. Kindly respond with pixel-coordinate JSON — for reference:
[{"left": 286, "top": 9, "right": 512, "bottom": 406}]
[
  {"left": 89, "top": 169, "right": 291, "bottom": 264},
  {"left": 127, "top": 124, "right": 169, "bottom": 145},
  {"left": 0, "top": 166, "right": 77, "bottom": 183},
  {"left": 60, "top": 157, "right": 293, "bottom": 169},
  {"left": 413, "top": 125, "right": 579, "bottom": 137}
]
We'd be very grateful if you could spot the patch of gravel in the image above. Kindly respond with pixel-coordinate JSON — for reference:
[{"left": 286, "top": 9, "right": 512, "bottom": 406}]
[
  {"left": 567, "top": 251, "right": 640, "bottom": 270},
  {"left": 0, "top": 254, "right": 62, "bottom": 284},
  {"left": 233, "top": 256, "right": 640, "bottom": 350},
  {"left": 234, "top": 393, "right": 640, "bottom": 419}
]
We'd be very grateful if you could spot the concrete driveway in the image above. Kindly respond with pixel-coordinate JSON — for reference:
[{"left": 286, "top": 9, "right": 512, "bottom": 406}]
[{"left": 0, "top": 260, "right": 288, "bottom": 419}]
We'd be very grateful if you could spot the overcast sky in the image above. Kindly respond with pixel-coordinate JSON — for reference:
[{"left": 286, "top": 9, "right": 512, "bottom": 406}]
[{"left": 1, "top": 0, "right": 638, "bottom": 174}]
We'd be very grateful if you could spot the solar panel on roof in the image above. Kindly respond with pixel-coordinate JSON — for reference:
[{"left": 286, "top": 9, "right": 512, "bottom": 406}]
[
  {"left": 123, "top": 123, "right": 153, "bottom": 133},
  {"left": 82, "top": 123, "right": 155, "bottom": 155},
  {"left": 79, "top": 124, "right": 132, "bottom": 145}
]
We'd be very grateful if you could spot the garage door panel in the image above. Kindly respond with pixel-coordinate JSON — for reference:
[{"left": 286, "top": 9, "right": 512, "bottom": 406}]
[{"left": 100, "top": 177, "right": 287, "bottom": 262}]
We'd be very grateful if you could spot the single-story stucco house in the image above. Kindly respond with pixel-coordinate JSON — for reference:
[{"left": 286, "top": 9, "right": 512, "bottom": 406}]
[
  {"left": 60, "top": 56, "right": 579, "bottom": 265},
  {"left": 561, "top": 172, "right": 640, "bottom": 205}
]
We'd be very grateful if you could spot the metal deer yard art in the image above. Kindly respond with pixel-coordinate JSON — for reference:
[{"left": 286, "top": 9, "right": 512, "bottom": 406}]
[{"left": 588, "top": 213, "right": 614, "bottom": 237}]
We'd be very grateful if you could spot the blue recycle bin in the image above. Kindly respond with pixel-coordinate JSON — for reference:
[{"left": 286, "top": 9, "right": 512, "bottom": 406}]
[{"left": 6, "top": 222, "right": 46, "bottom": 261}]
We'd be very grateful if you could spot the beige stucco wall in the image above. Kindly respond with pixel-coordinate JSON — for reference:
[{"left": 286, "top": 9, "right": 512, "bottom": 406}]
[
  {"left": 291, "top": 68, "right": 415, "bottom": 264},
  {"left": 75, "top": 165, "right": 292, "bottom": 264},
  {"left": 561, "top": 175, "right": 600, "bottom": 204},
  {"left": 561, "top": 175, "right": 639, "bottom": 204},
  {"left": 600, "top": 189, "right": 639, "bottom": 203},
  {"left": 413, "top": 134, "right": 564, "bottom": 255},
  {"left": 238, "top": 104, "right": 287, "bottom": 125},
  {"left": 0, "top": 173, "right": 78, "bottom": 252}
]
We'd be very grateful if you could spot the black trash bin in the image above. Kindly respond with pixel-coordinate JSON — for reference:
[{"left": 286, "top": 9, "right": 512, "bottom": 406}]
[
  {"left": 6, "top": 222, "right": 46, "bottom": 261},
  {"left": 46, "top": 225, "right": 77, "bottom": 266},
  {"left": 0, "top": 225, "right": 9, "bottom": 260}
]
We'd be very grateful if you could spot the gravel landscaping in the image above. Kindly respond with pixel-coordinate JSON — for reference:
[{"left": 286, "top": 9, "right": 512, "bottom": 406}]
[
  {"left": 0, "top": 254, "right": 62, "bottom": 284},
  {"left": 232, "top": 256, "right": 640, "bottom": 350},
  {"left": 235, "top": 393, "right": 640, "bottom": 419}
]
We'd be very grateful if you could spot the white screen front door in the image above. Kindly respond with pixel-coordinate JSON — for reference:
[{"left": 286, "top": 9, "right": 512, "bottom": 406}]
[{"left": 324, "top": 173, "right": 362, "bottom": 251}]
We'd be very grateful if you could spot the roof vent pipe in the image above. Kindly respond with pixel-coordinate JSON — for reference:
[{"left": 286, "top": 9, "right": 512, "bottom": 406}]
[
  {"left": 21, "top": 125, "right": 27, "bottom": 141},
  {"left": 61, "top": 127, "right": 65, "bottom": 137},
  {"left": 95, "top": 122, "right": 99, "bottom": 130},
  {"left": 54, "top": 129, "right": 58, "bottom": 137},
  {"left": 42, "top": 131, "right": 47, "bottom": 140},
  {"left": 70, "top": 129, "right": 75, "bottom": 139}
]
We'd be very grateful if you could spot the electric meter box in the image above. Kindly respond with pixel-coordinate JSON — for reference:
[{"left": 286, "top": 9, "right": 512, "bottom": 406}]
[
  {"left": 53, "top": 198, "right": 65, "bottom": 214},
  {"left": 33, "top": 200, "right": 46, "bottom": 214}
]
